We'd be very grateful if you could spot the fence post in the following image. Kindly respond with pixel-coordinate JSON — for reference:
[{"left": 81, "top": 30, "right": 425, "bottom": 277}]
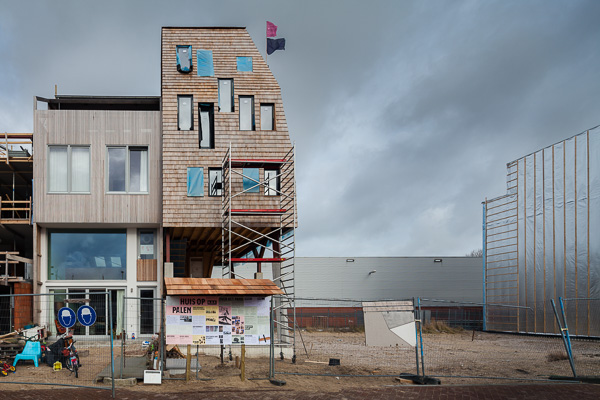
[
  {"left": 551, "top": 299, "right": 577, "bottom": 378},
  {"left": 418, "top": 297, "right": 425, "bottom": 376},
  {"left": 558, "top": 298, "right": 576, "bottom": 376},
  {"left": 121, "top": 298, "right": 125, "bottom": 378},
  {"left": 161, "top": 299, "right": 166, "bottom": 375},
  {"left": 109, "top": 292, "right": 115, "bottom": 399},
  {"left": 413, "top": 297, "right": 420, "bottom": 377},
  {"left": 240, "top": 344, "right": 246, "bottom": 381},
  {"left": 269, "top": 295, "right": 274, "bottom": 378}
]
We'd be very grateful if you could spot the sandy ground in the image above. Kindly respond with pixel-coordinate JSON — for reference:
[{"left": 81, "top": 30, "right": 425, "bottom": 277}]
[{"left": 1, "top": 331, "right": 598, "bottom": 393}]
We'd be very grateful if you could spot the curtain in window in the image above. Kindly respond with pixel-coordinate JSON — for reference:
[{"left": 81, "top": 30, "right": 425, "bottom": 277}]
[
  {"left": 239, "top": 96, "right": 254, "bottom": 130},
  {"left": 178, "top": 96, "right": 192, "bottom": 130},
  {"left": 71, "top": 147, "right": 90, "bottom": 192},
  {"left": 218, "top": 80, "right": 232, "bottom": 112},
  {"left": 200, "top": 110, "right": 211, "bottom": 148},
  {"left": 261, "top": 104, "right": 274, "bottom": 130},
  {"left": 48, "top": 147, "right": 68, "bottom": 192}
]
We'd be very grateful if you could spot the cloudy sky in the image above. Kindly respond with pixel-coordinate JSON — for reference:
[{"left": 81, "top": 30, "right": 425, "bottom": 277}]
[{"left": 1, "top": 0, "right": 599, "bottom": 257}]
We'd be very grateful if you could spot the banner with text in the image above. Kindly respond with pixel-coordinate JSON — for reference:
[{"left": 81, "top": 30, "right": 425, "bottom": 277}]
[{"left": 165, "top": 296, "right": 271, "bottom": 345}]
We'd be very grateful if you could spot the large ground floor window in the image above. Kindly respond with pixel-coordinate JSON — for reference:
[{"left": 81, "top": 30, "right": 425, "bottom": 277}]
[
  {"left": 50, "top": 288, "right": 124, "bottom": 336},
  {"left": 48, "top": 230, "right": 127, "bottom": 281}
]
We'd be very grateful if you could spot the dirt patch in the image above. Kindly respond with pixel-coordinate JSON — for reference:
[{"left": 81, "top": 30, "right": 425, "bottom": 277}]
[{"left": 1, "top": 331, "right": 598, "bottom": 394}]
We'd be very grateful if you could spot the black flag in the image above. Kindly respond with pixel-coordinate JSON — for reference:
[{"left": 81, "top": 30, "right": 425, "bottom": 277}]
[{"left": 267, "top": 38, "right": 286, "bottom": 55}]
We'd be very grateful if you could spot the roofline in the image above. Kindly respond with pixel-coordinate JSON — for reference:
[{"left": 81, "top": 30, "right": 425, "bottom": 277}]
[
  {"left": 162, "top": 26, "right": 246, "bottom": 30},
  {"left": 507, "top": 124, "right": 600, "bottom": 165},
  {"left": 54, "top": 95, "right": 161, "bottom": 100}
]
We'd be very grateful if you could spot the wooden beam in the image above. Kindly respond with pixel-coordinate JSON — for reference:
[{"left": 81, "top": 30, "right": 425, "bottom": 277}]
[{"left": 7, "top": 254, "right": 33, "bottom": 264}]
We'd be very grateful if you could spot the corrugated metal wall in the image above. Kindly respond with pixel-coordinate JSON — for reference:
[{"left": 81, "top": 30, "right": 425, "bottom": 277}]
[
  {"left": 485, "top": 126, "right": 600, "bottom": 335},
  {"left": 294, "top": 257, "right": 482, "bottom": 303},
  {"left": 218, "top": 257, "right": 482, "bottom": 304}
]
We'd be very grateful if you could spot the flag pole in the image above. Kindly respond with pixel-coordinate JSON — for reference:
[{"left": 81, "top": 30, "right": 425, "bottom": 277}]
[{"left": 265, "top": 22, "right": 268, "bottom": 66}]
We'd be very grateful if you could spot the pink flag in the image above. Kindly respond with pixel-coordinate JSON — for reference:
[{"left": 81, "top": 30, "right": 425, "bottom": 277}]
[{"left": 267, "top": 21, "right": 278, "bottom": 37}]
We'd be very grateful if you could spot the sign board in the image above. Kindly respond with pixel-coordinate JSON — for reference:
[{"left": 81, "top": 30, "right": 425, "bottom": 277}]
[
  {"left": 57, "top": 307, "right": 77, "bottom": 328},
  {"left": 165, "top": 296, "right": 271, "bottom": 345},
  {"left": 77, "top": 305, "right": 97, "bottom": 327},
  {"left": 140, "top": 245, "right": 154, "bottom": 255}
]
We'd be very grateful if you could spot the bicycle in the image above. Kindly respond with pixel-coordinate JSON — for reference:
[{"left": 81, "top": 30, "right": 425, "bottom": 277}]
[
  {"left": 56, "top": 331, "right": 80, "bottom": 378},
  {"left": 1, "top": 361, "right": 16, "bottom": 376}
]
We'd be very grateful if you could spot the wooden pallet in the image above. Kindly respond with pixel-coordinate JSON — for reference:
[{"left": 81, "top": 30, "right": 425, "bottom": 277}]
[{"left": 0, "top": 342, "right": 24, "bottom": 361}]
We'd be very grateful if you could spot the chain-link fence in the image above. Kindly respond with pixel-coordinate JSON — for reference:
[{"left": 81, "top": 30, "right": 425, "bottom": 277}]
[
  {"left": 561, "top": 298, "right": 600, "bottom": 378},
  {"left": 418, "top": 299, "right": 575, "bottom": 383},
  {"left": 118, "top": 296, "right": 166, "bottom": 380},
  {"left": 0, "top": 292, "right": 114, "bottom": 392},
  {"left": 272, "top": 297, "right": 419, "bottom": 378}
]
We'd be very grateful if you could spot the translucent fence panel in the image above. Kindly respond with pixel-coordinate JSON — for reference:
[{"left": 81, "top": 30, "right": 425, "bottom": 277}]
[
  {"left": 120, "top": 296, "right": 165, "bottom": 379},
  {"left": 273, "top": 297, "right": 419, "bottom": 378},
  {"left": 562, "top": 298, "right": 600, "bottom": 377},
  {"left": 0, "top": 293, "right": 114, "bottom": 391},
  {"left": 419, "top": 299, "right": 573, "bottom": 383}
]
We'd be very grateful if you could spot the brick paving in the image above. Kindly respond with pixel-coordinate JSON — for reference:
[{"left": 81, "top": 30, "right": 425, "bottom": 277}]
[{"left": 1, "top": 384, "right": 599, "bottom": 399}]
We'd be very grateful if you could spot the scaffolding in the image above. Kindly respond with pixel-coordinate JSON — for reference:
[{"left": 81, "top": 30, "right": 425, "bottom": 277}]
[
  {"left": 221, "top": 143, "right": 297, "bottom": 356},
  {"left": 483, "top": 160, "right": 519, "bottom": 331}
]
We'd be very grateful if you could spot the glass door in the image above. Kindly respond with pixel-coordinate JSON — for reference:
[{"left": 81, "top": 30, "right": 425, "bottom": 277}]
[{"left": 140, "top": 289, "right": 155, "bottom": 335}]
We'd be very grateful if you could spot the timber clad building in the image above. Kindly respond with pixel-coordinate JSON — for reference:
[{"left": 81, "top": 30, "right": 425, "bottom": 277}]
[{"left": 0, "top": 27, "right": 296, "bottom": 336}]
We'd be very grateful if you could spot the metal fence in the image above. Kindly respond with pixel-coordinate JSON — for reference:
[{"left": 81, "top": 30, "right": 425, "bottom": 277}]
[
  {"left": 561, "top": 298, "right": 600, "bottom": 378},
  {"left": 272, "top": 297, "right": 419, "bottom": 378},
  {"left": 0, "top": 292, "right": 115, "bottom": 394},
  {"left": 417, "top": 298, "right": 586, "bottom": 383},
  {"left": 119, "top": 296, "right": 166, "bottom": 379}
]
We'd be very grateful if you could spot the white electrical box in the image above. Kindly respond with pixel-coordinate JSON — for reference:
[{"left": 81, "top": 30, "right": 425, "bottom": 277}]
[{"left": 143, "top": 370, "right": 161, "bottom": 385}]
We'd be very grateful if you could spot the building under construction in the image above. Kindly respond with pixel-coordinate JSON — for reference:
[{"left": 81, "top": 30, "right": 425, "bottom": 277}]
[
  {"left": 483, "top": 125, "right": 600, "bottom": 336},
  {"left": 0, "top": 133, "right": 33, "bottom": 333}
]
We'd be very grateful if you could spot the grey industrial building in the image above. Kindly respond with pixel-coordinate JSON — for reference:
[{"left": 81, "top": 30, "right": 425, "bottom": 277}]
[{"left": 214, "top": 256, "right": 482, "bottom": 302}]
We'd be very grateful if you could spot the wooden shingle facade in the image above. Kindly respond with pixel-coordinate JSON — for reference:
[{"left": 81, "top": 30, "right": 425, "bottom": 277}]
[{"left": 161, "top": 27, "right": 295, "bottom": 277}]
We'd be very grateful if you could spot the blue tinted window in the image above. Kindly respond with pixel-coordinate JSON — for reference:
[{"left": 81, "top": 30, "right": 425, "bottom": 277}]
[
  {"left": 197, "top": 50, "right": 214, "bottom": 76},
  {"left": 237, "top": 56, "right": 253, "bottom": 72},
  {"left": 243, "top": 168, "right": 259, "bottom": 193},
  {"left": 48, "top": 230, "right": 127, "bottom": 280},
  {"left": 187, "top": 167, "right": 204, "bottom": 197}
]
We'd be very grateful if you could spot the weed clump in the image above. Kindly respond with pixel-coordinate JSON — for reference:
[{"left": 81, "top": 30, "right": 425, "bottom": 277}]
[
  {"left": 421, "top": 319, "right": 464, "bottom": 334},
  {"left": 547, "top": 351, "right": 570, "bottom": 362}
]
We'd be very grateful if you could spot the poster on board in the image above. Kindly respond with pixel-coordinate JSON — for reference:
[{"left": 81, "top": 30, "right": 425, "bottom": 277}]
[{"left": 166, "top": 296, "right": 271, "bottom": 345}]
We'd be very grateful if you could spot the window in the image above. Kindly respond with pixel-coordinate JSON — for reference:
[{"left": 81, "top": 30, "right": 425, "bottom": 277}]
[
  {"left": 48, "top": 230, "right": 127, "bottom": 280},
  {"left": 239, "top": 96, "right": 255, "bottom": 131},
  {"left": 139, "top": 230, "right": 155, "bottom": 260},
  {"left": 199, "top": 103, "right": 214, "bottom": 149},
  {"left": 209, "top": 168, "right": 222, "bottom": 196},
  {"left": 237, "top": 56, "right": 253, "bottom": 72},
  {"left": 218, "top": 79, "right": 233, "bottom": 112},
  {"left": 176, "top": 45, "right": 192, "bottom": 73},
  {"left": 107, "top": 146, "right": 148, "bottom": 193},
  {"left": 260, "top": 103, "right": 274, "bottom": 131},
  {"left": 48, "top": 145, "right": 90, "bottom": 193},
  {"left": 265, "top": 169, "right": 280, "bottom": 196},
  {"left": 178, "top": 95, "right": 193, "bottom": 130},
  {"left": 196, "top": 50, "right": 214, "bottom": 76},
  {"left": 242, "top": 168, "right": 259, "bottom": 193},
  {"left": 187, "top": 167, "right": 204, "bottom": 197}
]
